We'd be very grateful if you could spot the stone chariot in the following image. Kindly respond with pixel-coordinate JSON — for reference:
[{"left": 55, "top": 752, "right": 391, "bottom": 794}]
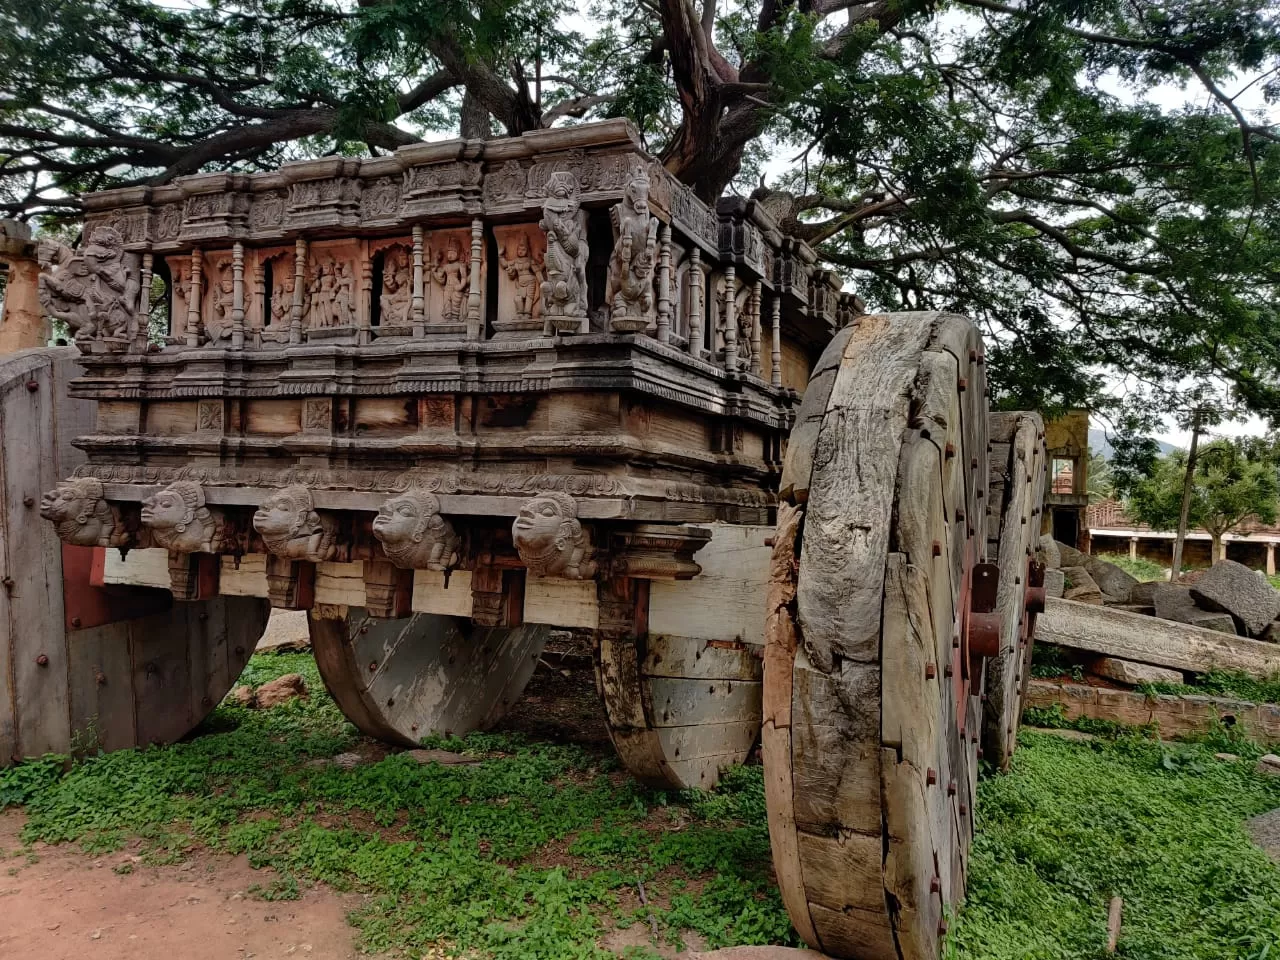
[{"left": 4, "top": 120, "right": 1049, "bottom": 959}]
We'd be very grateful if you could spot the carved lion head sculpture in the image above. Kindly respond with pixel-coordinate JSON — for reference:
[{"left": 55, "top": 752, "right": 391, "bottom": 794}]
[{"left": 40, "top": 477, "right": 116, "bottom": 547}]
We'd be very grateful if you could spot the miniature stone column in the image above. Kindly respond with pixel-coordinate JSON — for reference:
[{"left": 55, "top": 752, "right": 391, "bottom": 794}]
[
  {"left": 722, "top": 265, "right": 738, "bottom": 372},
  {"left": 289, "top": 238, "right": 306, "bottom": 345},
  {"left": 656, "top": 223, "right": 672, "bottom": 344},
  {"left": 466, "top": 218, "right": 484, "bottom": 341},
  {"left": 688, "top": 247, "right": 703, "bottom": 358},
  {"left": 230, "top": 242, "right": 245, "bottom": 350},
  {"left": 185, "top": 248, "right": 204, "bottom": 348},
  {"left": 1129, "top": 537, "right": 1138, "bottom": 562},
  {"left": 0, "top": 234, "right": 42, "bottom": 353},
  {"left": 358, "top": 243, "right": 373, "bottom": 345},
  {"left": 133, "top": 251, "right": 153, "bottom": 351},
  {"left": 770, "top": 292, "right": 782, "bottom": 388},
  {"left": 411, "top": 226, "right": 425, "bottom": 339},
  {"left": 251, "top": 255, "right": 266, "bottom": 349},
  {"left": 1267, "top": 542, "right": 1276, "bottom": 577},
  {"left": 749, "top": 281, "right": 762, "bottom": 377}
]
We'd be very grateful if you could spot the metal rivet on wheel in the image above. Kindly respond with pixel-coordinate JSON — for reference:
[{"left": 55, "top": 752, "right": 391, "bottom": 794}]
[
  {"left": 925, "top": 663, "right": 937, "bottom": 680},
  {"left": 70, "top": 616, "right": 82, "bottom": 628},
  {"left": 35, "top": 654, "right": 48, "bottom": 667},
  {"left": 368, "top": 661, "right": 378, "bottom": 672},
  {"left": 926, "top": 768, "right": 937, "bottom": 786},
  {"left": 945, "top": 442, "right": 956, "bottom": 459},
  {"left": 95, "top": 672, "right": 106, "bottom": 686},
  {"left": 930, "top": 876, "right": 941, "bottom": 894},
  {"left": 932, "top": 540, "right": 942, "bottom": 557},
  {"left": 947, "top": 779, "right": 957, "bottom": 796},
  {"left": 23, "top": 496, "right": 34, "bottom": 507},
  {"left": 25, "top": 380, "right": 38, "bottom": 392}
]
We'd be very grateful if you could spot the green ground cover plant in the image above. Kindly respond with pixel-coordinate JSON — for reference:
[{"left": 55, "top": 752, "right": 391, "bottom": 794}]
[
  {"left": 2, "top": 652, "right": 1279, "bottom": 959},
  {"left": 1139, "top": 669, "right": 1280, "bottom": 707},
  {"left": 1094, "top": 552, "right": 1168, "bottom": 583}
]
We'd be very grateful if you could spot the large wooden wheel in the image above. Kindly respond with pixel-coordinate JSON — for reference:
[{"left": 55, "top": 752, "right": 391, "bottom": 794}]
[
  {"left": 982, "top": 412, "right": 1047, "bottom": 769},
  {"left": 309, "top": 607, "right": 549, "bottom": 746},
  {"left": 764, "top": 312, "right": 990, "bottom": 960}
]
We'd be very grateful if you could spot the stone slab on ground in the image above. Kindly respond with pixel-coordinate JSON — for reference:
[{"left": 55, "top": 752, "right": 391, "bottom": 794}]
[
  {"left": 1259, "top": 754, "right": 1280, "bottom": 777},
  {"left": 1089, "top": 656, "right": 1183, "bottom": 687},
  {"left": 1086, "top": 556, "right": 1139, "bottom": 603},
  {"left": 1056, "top": 540, "right": 1088, "bottom": 568},
  {"left": 1043, "top": 567, "right": 1066, "bottom": 599},
  {"left": 1150, "top": 583, "right": 1234, "bottom": 633},
  {"left": 1191, "top": 560, "right": 1280, "bottom": 637},
  {"left": 256, "top": 609, "right": 311, "bottom": 652},
  {"left": 1190, "top": 612, "right": 1239, "bottom": 635},
  {"left": 1261, "top": 621, "right": 1280, "bottom": 643},
  {"left": 1037, "top": 535, "right": 1062, "bottom": 570},
  {"left": 1062, "top": 566, "right": 1102, "bottom": 604},
  {"left": 1128, "top": 580, "right": 1160, "bottom": 607},
  {"left": 1248, "top": 808, "right": 1280, "bottom": 865}
]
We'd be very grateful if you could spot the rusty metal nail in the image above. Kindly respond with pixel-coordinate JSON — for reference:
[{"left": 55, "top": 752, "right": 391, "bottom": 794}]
[
  {"left": 25, "top": 380, "right": 38, "bottom": 392},
  {"left": 925, "top": 662, "right": 937, "bottom": 680},
  {"left": 971, "top": 457, "right": 978, "bottom": 469},
  {"left": 23, "top": 496, "right": 34, "bottom": 507},
  {"left": 945, "top": 663, "right": 954, "bottom": 677},
  {"left": 958, "top": 378, "right": 968, "bottom": 391},
  {"left": 947, "top": 779, "right": 957, "bottom": 796},
  {"left": 410, "top": 724, "right": 418, "bottom": 732},
  {"left": 932, "top": 540, "right": 942, "bottom": 557},
  {"left": 939, "top": 919, "right": 949, "bottom": 936},
  {"left": 977, "top": 748, "right": 984, "bottom": 758},
  {"left": 198, "top": 611, "right": 209, "bottom": 621},
  {"left": 368, "top": 661, "right": 378, "bottom": 672},
  {"left": 35, "top": 654, "right": 48, "bottom": 667},
  {"left": 763, "top": 536, "right": 776, "bottom": 547},
  {"left": 930, "top": 876, "right": 941, "bottom": 894},
  {"left": 945, "top": 442, "right": 956, "bottom": 459},
  {"left": 955, "top": 508, "right": 966, "bottom": 521},
  {"left": 926, "top": 768, "right": 937, "bottom": 786},
  {"left": 95, "top": 672, "right": 106, "bottom": 686},
  {"left": 968, "top": 349, "right": 977, "bottom": 362},
  {"left": 235, "top": 646, "right": 245, "bottom": 656},
  {"left": 360, "top": 625, "right": 369, "bottom": 635},
  {"left": 953, "top": 634, "right": 960, "bottom": 649},
  {"left": 201, "top": 696, "right": 212, "bottom": 707},
  {"left": 70, "top": 616, "right": 82, "bottom": 628},
  {"left": 960, "top": 802, "right": 968, "bottom": 816}
]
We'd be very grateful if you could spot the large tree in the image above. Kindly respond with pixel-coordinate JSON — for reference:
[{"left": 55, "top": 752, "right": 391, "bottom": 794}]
[{"left": 3, "top": 0, "right": 1279, "bottom": 413}]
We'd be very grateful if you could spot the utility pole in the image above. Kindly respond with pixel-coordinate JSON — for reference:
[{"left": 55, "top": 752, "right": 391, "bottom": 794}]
[{"left": 1169, "top": 407, "right": 1203, "bottom": 580}]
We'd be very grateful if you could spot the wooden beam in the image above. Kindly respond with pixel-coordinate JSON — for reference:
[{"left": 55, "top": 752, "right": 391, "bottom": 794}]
[{"left": 1037, "top": 597, "right": 1280, "bottom": 678}]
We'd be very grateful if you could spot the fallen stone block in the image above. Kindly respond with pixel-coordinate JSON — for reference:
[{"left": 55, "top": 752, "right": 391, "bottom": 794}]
[
  {"left": 1128, "top": 580, "right": 1161, "bottom": 607},
  {"left": 1085, "top": 556, "right": 1139, "bottom": 603},
  {"left": 255, "top": 672, "right": 308, "bottom": 708},
  {"left": 1037, "top": 534, "right": 1062, "bottom": 570},
  {"left": 1044, "top": 568, "right": 1066, "bottom": 599},
  {"left": 1152, "top": 583, "right": 1204, "bottom": 625},
  {"left": 1109, "top": 604, "right": 1156, "bottom": 617},
  {"left": 1257, "top": 754, "right": 1280, "bottom": 777},
  {"left": 1062, "top": 566, "right": 1102, "bottom": 604},
  {"left": 1189, "top": 612, "right": 1238, "bottom": 635},
  {"left": 1191, "top": 559, "right": 1280, "bottom": 637},
  {"left": 1056, "top": 540, "right": 1088, "bottom": 568},
  {"left": 1261, "top": 621, "right": 1280, "bottom": 643},
  {"left": 1089, "top": 657, "right": 1183, "bottom": 687}
]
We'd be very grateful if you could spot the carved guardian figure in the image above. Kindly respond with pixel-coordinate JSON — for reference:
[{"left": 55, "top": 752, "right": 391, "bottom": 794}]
[
  {"left": 40, "top": 477, "right": 125, "bottom": 547},
  {"left": 372, "top": 490, "right": 460, "bottom": 571},
  {"left": 37, "top": 225, "right": 139, "bottom": 347},
  {"left": 606, "top": 166, "right": 659, "bottom": 332},
  {"left": 538, "top": 171, "right": 589, "bottom": 332},
  {"left": 512, "top": 492, "right": 596, "bottom": 580},
  {"left": 253, "top": 485, "right": 337, "bottom": 561},
  {"left": 141, "top": 480, "right": 225, "bottom": 554}
]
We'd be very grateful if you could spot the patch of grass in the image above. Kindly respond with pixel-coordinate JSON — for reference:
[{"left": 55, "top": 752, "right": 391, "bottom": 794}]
[
  {"left": 953, "top": 729, "right": 1280, "bottom": 960},
  {"left": 1139, "top": 669, "right": 1280, "bottom": 707},
  {"left": 1095, "top": 551, "right": 1167, "bottom": 582},
  {"left": 4, "top": 651, "right": 1280, "bottom": 958}
]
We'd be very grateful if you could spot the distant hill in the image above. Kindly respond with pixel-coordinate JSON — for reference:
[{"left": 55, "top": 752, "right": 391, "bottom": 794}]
[{"left": 1088, "top": 429, "right": 1177, "bottom": 461}]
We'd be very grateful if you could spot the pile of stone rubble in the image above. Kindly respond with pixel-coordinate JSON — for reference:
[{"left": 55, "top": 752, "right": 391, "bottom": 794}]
[{"left": 1038, "top": 537, "right": 1280, "bottom": 642}]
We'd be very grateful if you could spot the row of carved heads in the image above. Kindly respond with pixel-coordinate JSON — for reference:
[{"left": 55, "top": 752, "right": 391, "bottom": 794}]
[{"left": 41, "top": 479, "right": 594, "bottom": 579}]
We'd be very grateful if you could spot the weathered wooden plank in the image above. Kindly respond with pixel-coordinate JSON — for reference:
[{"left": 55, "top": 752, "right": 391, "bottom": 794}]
[
  {"left": 646, "top": 676, "right": 761, "bottom": 727},
  {"left": 411, "top": 569, "right": 473, "bottom": 618},
  {"left": 102, "top": 546, "right": 172, "bottom": 589},
  {"left": 315, "top": 560, "right": 365, "bottom": 606},
  {"left": 1038, "top": 597, "right": 1280, "bottom": 676},
  {"left": 806, "top": 903, "right": 899, "bottom": 960},
  {"left": 524, "top": 576, "right": 598, "bottom": 628},
  {"left": 795, "top": 829, "right": 887, "bottom": 914},
  {"left": 67, "top": 620, "right": 137, "bottom": 754},
  {"left": 5, "top": 360, "right": 70, "bottom": 757},
  {"left": 648, "top": 522, "right": 773, "bottom": 646},
  {"left": 220, "top": 554, "right": 269, "bottom": 596},
  {"left": 641, "top": 634, "right": 760, "bottom": 680},
  {"left": 131, "top": 604, "right": 194, "bottom": 747}
]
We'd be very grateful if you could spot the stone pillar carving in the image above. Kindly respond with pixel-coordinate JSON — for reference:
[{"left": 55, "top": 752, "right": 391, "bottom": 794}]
[
  {"left": 606, "top": 166, "right": 658, "bottom": 333},
  {"left": 230, "top": 242, "right": 245, "bottom": 350},
  {"left": 358, "top": 244, "right": 373, "bottom": 345},
  {"left": 750, "top": 281, "right": 763, "bottom": 377},
  {"left": 722, "top": 265, "right": 738, "bottom": 372},
  {"left": 539, "top": 171, "right": 589, "bottom": 335},
  {"left": 411, "top": 225, "right": 425, "bottom": 339},
  {"left": 770, "top": 292, "right": 783, "bottom": 388},
  {"left": 252, "top": 255, "right": 266, "bottom": 349},
  {"left": 656, "top": 223, "right": 672, "bottom": 344},
  {"left": 289, "top": 238, "right": 306, "bottom": 345},
  {"left": 466, "top": 218, "right": 484, "bottom": 341},
  {"left": 0, "top": 245, "right": 43, "bottom": 352},
  {"left": 134, "top": 251, "right": 153, "bottom": 351},
  {"left": 185, "top": 247, "right": 203, "bottom": 348},
  {"left": 688, "top": 246, "right": 703, "bottom": 358}
]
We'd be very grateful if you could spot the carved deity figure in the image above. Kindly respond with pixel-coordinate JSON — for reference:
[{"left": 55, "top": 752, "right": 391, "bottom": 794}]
[
  {"left": 38, "top": 226, "right": 138, "bottom": 345},
  {"left": 538, "top": 171, "right": 588, "bottom": 331},
  {"left": 332, "top": 261, "right": 355, "bottom": 327},
  {"left": 606, "top": 167, "right": 659, "bottom": 331},
  {"left": 372, "top": 490, "right": 460, "bottom": 571},
  {"left": 500, "top": 233, "right": 544, "bottom": 320},
  {"left": 141, "top": 480, "right": 225, "bottom": 554},
  {"left": 40, "top": 477, "right": 127, "bottom": 548},
  {"left": 206, "top": 260, "right": 234, "bottom": 342},
  {"left": 512, "top": 492, "right": 596, "bottom": 580},
  {"left": 308, "top": 260, "right": 335, "bottom": 329},
  {"left": 252, "top": 485, "right": 337, "bottom": 561},
  {"left": 379, "top": 248, "right": 412, "bottom": 325},
  {"left": 267, "top": 268, "right": 293, "bottom": 340},
  {"left": 432, "top": 238, "right": 469, "bottom": 322}
]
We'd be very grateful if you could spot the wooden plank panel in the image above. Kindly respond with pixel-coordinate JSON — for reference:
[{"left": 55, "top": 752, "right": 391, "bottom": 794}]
[
  {"left": 315, "top": 561, "right": 365, "bottom": 606},
  {"left": 795, "top": 830, "right": 886, "bottom": 914},
  {"left": 524, "top": 576, "right": 598, "bottom": 628},
  {"left": 641, "top": 635, "right": 760, "bottom": 680},
  {"left": 130, "top": 604, "right": 194, "bottom": 746},
  {"left": 67, "top": 621, "right": 137, "bottom": 754},
  {"left": 649, "top": 522, "right": 772, "bottom": 645},
  {"left": 220, "top": 555, "right": 269, "bottom": 596},
  {"left": 646, "top": 676, "right": 761, "bottom": 727},
  {"left": 806, "top": 903, "right": 898, "bottom": 960},
  {"left": 411, "top": 569, "right": 473, "bottom": 617},
  {"left": 5, "top": 361, "right": 70, "bottom": 757},
  {"left": 102, "top": 547, "right": 171, "bottom": 589}
]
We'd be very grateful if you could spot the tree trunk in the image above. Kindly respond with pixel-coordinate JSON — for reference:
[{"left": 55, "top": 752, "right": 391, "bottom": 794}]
[
  {"left": 460, "top": 90, "right": 492, "bottom": 140},
  {"left": 1211, "top": 532, "right": 1223, "bottom": 563},
  {"left": 1170, "top": 411, "right": 1203, "bottom": 580}
]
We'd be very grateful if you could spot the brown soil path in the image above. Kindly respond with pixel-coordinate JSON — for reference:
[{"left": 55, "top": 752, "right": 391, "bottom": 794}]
[{"left": 0, "top": 811, "right": 371, "bottom": 960}]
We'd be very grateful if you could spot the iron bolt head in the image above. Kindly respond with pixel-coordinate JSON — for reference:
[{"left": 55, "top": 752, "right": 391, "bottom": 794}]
[{"left": 35, "top": 654, "right": 48, "bottom": 667}]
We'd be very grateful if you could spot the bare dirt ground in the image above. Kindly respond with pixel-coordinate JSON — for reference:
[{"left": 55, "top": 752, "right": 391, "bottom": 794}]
[{"left": 0, "top": 810, "right": 371, "bottom": 960}]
